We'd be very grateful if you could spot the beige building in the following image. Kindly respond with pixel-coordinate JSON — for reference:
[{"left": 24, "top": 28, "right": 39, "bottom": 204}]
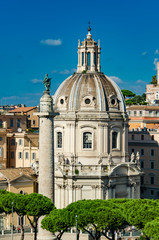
[
  {"left": 52, "top": 27, "right": 141, "bottom": 209},
  {"left": 0, "top": 168, "right": 37, "bottom": 229},
  {"left": 127, "top": 105, "right": 159, "bottom": 130},
  {"left": 146, "top": 62, "right": 159, "bottom": 104},
  {"left": 9, "top": 107, "right": 39, "bottom": 129},
  {"left": 128, "top": 129, "right": 159, "bottom": 199}
]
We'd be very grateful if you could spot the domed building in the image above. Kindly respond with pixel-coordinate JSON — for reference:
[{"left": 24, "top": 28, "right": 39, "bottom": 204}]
[{"left": 53, "top": 27, "right": 141, "bottom": 208}]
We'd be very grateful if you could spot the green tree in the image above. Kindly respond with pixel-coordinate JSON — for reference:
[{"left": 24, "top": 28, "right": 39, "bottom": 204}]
[
  {"left": 150, "top": 75, "right": 157, "bottom": 84},
  {"left": 121, "top": 89, "right": 136, "bottom": 99},
  {"left": 25, "top": 193, "right": 55, "bottom": 240},
  {"left": 2, "top": 192, "right": 27, "bottom": 240},
  {"left": 123, "top": 199, "right": 159, "bottom": 240},
  {"left": 42, "top": 208, "right": 72, "bottom": 240},
  {"left": 66, "top": 199, "right": 126, "bottom": 240},
  {"left": 144, "top": 218, "right": 159, "bottom": 240}
]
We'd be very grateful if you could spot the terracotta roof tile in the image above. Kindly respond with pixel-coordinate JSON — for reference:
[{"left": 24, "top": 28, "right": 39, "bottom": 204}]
[
  {"left": 9, "top": 107, "right": 37, "bottom": 113},
  {"left": 127, "top": 106, "right": 159, "bottom": 110},
  {"left": 0, "top": 168, "right": 35, "bottom": 182}
]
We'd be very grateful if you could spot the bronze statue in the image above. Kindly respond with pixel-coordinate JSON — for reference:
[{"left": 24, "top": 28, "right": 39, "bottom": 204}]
[{"left": 43, "top": 74, "right": 51, "bottom": 91}]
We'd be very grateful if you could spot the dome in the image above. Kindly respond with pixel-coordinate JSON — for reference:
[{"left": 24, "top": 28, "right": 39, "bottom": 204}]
[{"left": 53, "top": 72, "right": 126, "bottom": 113}]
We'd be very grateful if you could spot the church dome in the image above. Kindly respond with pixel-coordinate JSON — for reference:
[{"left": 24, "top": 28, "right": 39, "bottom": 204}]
[
  {"left": 53, "top": 27, "right": 126, "bottom": 114},
  {"left": 53, "top": 72, "right": 126, "bottom": 113}
]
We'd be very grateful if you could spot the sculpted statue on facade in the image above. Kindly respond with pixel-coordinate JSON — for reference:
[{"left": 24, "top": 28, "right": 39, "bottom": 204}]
[
  {"left": 130, "top": 152, "right": 135, "bottom": 162},
  {"left": 30, "top": 161, "right": 39, "bottom": 175}
]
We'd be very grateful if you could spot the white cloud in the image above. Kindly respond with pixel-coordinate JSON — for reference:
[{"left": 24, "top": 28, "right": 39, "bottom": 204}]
[
  {"left": 40, "top": 39, "right": 62, "bottom": 46},
  {"left": 70, "top": 68, "right": 77, "bottom": 73},
  {"left": 51, "top": 70, "right": 57, "bottom": 74},
  {"left": 31, "top": 78, "right": 42, "bottom": 84},
  {"left": 2, "top": 96, "right": 19, "bottom": 100},
  {"left": 155, "top": 49, "right": 159, "bottom": 55},
  {"left": 59, "top": 69, "right": 70, "bottom": 75},
  {"left": 141, "top": 51, "right": 147, "bottom": 56},
  {"left": 109, "top": 76, "right": 123, "bottom": 84},
  {"left": 136, "top": 80, "right": 146, "bottom": 84},
  {"left": 153, "top": 58, "right": 159, "bottom": 70}
]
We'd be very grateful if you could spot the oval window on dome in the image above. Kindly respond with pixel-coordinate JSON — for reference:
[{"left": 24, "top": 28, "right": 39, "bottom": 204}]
[
  {"left": 60, "top": 99, "right": 64, "bottom": 104},
  {"left": 85, "top": 98, "right": 91, "bottom": 104},
  {"left": 111, "top": 99, "right": 116, "bottom": 105}
]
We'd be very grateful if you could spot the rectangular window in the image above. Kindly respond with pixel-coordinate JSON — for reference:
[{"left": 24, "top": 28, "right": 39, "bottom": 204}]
[
  {"left": 0, "top": 148, "right": 2, "bottom": 157},
  {"left": 141, "top": 176, "right": 144, "bottom": 185},
  {"left": 128, "top": 111, "right": 131, "bottom": 116},
  {"left": 10, "top": 119, "right": 14, "bottom": 128},
  {"left": 33, "top": 120, "right": 36, "bottom": 125},
  {"left": 18, "top": 152, "right": 22, "bottom": 159},
  {"left": 11, "top": 139, "right": 15, "bottom": 145},
  {"left": 141, "top": 161, "right": 144, "bottom": 168},
  {"left": 141, "top": 135, "right": 144, "bottom": 140},
  {"left": 150, "top": 161, "right": 155, "bottom": 169},
  {"left": 139, "top": 111, "right": 142, "bottom": 116},
  {"left": 32, "top": 152, "right": 36, "bottom": 160},
  {"left": 151, "top": 135, "right": 154, "bottom": 140},
  {"left": 134, "top": 111, "right": 136, "bottom": 116},
  {"left": 151, "top": 190, "right": 154, "bottom": 195},
  {"left": 132, "top": 134, "right": 134, "bottom": 140},
  {"left": 150, "top": 176, "right": 154, "bottom": 185},
  {"left": 17, "top": 119, "right": 21, "bottom": 128},
  {"left": 141, "top": 149, "right": 144, "bottom": 156},
  {"left": 11, "top": 152, "right": 14, "bottom": 159},
  {"left": 25, "top": 152, "right": 29, "bottom": 160},
  {"left": 19, "top": 139, "right": 22, "bottom": 146},
  {"left": 149, "top": 111, "right": 153, "bottom": 116},
  {"left": 151, "top": 149, "right": 154, "bottom": 156}
]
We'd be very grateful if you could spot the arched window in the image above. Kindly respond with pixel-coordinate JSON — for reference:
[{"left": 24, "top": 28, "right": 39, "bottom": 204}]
[
  {"left": 83, "top": 132, "right": 92, "bottom": 149},
  {"left": 57, "top": 132, "right": 62, "bottom": 148},
  {"left": 0, "top": 120, "right": 2, "bottom": 128},
  {"left": 87, "top": 52, "right": 91, "bottom": 70},
  {"left": 94, "top": 52, "right": 96, "bottom": 65},
  {"left": 112, "top": 131, "right": 118, "bottom": 149},
  {"left": 82, "top": 52, "right": 84, "bottom": 66}
]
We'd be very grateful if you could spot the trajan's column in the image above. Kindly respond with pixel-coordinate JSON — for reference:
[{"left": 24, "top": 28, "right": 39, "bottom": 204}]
[{"left": 37, "top": 74, "right": 57, "bottom": 240}]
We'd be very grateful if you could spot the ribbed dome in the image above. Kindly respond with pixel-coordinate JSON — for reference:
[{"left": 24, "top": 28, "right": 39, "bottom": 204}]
[{"left": 53, "top": 72, "right": 126, "bottom": 113}]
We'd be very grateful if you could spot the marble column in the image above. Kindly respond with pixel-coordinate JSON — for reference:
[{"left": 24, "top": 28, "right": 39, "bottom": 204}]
[{"left": 36, "top": 90, "right": 57, "bottom": 240}]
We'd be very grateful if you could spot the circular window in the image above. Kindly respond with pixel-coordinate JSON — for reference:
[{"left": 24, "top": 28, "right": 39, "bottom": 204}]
[
  {"left": 111, "top": 99, "right": 116, "bottom": 105},
  {"left": 60, "top": 99, "right": 64, "bottom": 104},
  {"left": 85, "top": 98, "right": 91, "bottom": 104}
]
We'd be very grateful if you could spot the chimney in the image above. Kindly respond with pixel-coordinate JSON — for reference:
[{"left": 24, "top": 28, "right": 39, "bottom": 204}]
[{"left": 157, "top": 62, "right": 159, "bottom": 85}]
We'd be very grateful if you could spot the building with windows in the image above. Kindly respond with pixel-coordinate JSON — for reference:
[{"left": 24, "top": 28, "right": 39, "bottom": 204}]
[
  {"left": 9, "top": 106, "right": 39, "bottom": 129},
  {"left": 127, "top": 105, "right": 159, "bottom": 130},
  {"left": 146, "top": 62, "right": 159, "bottom": 104},
  {"left": 53, "top": 27, "right": 141, "bottom": 208},
  {"left": 128, "top": 129, "right": 159, "bottom": 199}
]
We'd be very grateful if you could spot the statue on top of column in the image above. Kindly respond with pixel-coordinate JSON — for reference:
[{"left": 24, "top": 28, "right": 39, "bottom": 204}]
[{"left": 43, "top": 73, "right": 51, "bottom": 91}]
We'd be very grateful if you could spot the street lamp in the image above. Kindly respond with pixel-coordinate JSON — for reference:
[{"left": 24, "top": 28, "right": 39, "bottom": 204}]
[
  {"left": 76, "top": 215, "right": 78, "bottom": 240},
  {"left": 11, "top": 202, "right": 13, "bottom": 240}
]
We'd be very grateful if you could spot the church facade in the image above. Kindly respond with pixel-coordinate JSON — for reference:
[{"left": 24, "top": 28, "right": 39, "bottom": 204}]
[{"left": 53, "top": 28, "right": 141, "bottom": 208}]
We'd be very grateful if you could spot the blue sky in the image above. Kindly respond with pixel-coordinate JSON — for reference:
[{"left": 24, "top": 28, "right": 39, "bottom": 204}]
[{"left": 1, "top": 0, "right": 159, "bottom": 106}]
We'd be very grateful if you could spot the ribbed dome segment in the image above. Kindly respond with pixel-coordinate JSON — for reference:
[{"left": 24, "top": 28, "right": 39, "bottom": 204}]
[{"left": 53, "top": 73, "right": 125, "bottom": 113}]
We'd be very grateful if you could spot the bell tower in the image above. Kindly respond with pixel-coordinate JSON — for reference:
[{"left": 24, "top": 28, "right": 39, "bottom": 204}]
[{"left": 77, "top": 24, "right": 101, "bottom": 73}]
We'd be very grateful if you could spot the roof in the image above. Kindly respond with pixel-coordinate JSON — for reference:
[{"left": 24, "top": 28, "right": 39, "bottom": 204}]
[
  {"left": 127, "top": 105, "right": 159, "bottom": 111},
  {"left": 0, "top": 167, "right": 35, "bottom": 182},
  {"left": 53, "top": 72, "right": 126, "bottom": 113},
  {"left": 9, "top": 107, "right": 37, "bottom": 113}
]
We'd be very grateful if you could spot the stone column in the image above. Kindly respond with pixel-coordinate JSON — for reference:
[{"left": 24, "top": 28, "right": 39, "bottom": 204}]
[{"left": 36, "top": 90, "right": 57, "bottom": 240}]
